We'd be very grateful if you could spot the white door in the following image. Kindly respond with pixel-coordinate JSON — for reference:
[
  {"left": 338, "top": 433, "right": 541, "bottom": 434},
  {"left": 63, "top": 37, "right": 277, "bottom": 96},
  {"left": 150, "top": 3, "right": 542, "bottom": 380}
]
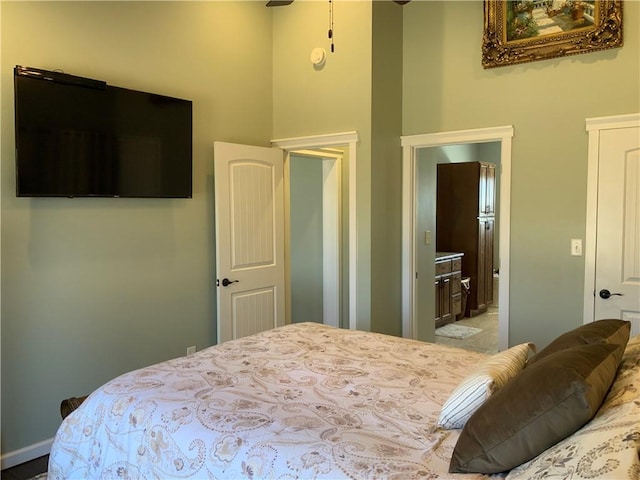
[
  {"left": 214, "top": 142, "right": 285, "bottom": 343},
  {"left": 592, "top": 125, "right": 640, "bottom": 335}
]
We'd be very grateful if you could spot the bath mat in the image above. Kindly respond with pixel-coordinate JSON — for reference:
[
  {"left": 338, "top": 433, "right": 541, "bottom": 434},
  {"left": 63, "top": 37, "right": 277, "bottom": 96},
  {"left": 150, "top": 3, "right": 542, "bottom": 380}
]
[{"left": 435, "top": 323, "right": 482, "bottom": 340}]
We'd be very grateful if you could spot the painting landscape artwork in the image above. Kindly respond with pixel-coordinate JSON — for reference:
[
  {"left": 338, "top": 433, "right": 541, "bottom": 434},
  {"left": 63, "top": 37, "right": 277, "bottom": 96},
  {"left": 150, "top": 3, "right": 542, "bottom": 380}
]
[
  {"left": 482, "top": 0, "right": 623, "bottom": 68},
  {"left": 506, "top": 1, "right": 596, "bottom": 41}
]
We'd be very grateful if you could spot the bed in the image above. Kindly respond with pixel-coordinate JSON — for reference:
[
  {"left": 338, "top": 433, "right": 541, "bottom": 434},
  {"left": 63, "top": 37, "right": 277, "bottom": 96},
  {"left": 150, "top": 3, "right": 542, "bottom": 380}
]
[{"left": 48, "top": 320, "right": 640, "bottom": 479}]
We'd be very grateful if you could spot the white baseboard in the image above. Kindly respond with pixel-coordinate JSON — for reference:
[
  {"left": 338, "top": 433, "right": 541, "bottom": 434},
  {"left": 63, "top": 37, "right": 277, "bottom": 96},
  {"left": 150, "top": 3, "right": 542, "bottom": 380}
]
[{"left": 1, "top": 438, "right": 53, "bottom": 470}]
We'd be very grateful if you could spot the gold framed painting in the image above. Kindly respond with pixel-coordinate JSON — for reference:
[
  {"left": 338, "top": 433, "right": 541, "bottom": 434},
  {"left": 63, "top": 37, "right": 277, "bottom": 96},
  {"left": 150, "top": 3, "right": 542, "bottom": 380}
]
[{"left": 482, "top": 1, "right": 623, "bottom": 68}]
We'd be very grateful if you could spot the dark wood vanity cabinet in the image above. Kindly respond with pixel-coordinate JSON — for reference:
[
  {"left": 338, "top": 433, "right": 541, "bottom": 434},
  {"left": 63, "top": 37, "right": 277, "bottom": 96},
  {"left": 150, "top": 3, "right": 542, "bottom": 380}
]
[
  {"left": 436, "top": 161, "right": 496, "bottom": 317},
  {"left": 435, "top": 253, "right": 463, "bottom": 327}
]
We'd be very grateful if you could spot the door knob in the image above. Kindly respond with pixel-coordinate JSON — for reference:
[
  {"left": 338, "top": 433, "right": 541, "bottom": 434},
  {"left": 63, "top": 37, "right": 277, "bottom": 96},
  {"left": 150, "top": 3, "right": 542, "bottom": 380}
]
[
  {"left": 599, "top": 289, "right": 623, "bottom": 299},
  {"left": 220, "top": 278, "right": 239, "bottom": 287}
]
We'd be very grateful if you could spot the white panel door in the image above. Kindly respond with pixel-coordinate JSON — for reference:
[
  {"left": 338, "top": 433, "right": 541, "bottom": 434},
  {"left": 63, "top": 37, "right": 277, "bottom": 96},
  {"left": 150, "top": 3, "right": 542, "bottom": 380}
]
[
  {"left": 214, "top": 142, "right": 285, "bottom": 343},
  {"left": 594, "top": 126, "right": 640, "bottom": 335}
]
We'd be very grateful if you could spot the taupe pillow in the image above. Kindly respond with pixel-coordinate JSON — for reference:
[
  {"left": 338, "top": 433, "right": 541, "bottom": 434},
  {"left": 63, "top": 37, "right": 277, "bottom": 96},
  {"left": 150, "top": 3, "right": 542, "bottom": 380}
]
[
  {"left": 527, "top": 319, "right": 630, "bottom": 366},
  {"left": 449, "top": 342, "right": 623, "bottom": 474}
]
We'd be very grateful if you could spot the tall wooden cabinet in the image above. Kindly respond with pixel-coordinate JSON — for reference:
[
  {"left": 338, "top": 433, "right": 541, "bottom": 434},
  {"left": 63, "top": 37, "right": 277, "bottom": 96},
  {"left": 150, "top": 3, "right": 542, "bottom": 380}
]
[{"left": 436, "top": 162, "right": 496, "bottom": 317}]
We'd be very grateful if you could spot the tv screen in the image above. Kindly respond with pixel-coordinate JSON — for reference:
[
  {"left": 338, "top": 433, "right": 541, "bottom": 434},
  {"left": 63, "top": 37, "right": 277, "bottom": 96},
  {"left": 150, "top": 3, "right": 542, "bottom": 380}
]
[{"left": 14, "top": 66, "right": 193, "bottom": 198}]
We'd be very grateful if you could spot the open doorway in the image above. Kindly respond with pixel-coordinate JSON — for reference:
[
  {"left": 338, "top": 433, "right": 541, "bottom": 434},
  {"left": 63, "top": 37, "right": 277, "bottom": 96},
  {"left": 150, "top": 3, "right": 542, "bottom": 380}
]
[
  {"left": 272, "top": 131, "right": 358, "bottom": 330},
  {"left": 426, "top": 146, "right": 501, "bottom": 354},
  {"left": 401, "top": 126, "right": 513, "bottom": 351},
  {"left": 287, "top": 149, "right": 342, "bottom": 328}
]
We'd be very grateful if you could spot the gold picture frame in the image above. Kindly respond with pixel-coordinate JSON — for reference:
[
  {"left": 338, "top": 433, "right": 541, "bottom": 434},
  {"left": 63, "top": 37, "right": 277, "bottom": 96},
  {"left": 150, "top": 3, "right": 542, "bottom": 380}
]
[{"left": 482, "top": 1, "right": 623, "bottom": 68}]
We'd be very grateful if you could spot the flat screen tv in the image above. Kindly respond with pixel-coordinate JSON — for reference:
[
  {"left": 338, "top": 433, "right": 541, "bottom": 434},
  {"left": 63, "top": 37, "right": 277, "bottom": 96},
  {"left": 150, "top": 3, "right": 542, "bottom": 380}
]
[{"left": 14, "top": 66, "right": 193, "bottom": 198}]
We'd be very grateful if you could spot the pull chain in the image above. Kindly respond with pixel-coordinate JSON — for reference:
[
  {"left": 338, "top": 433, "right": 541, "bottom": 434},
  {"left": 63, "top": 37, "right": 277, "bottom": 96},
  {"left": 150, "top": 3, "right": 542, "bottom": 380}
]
[{"left": 328, "top": 0, "right": 334, "bottom": 52}]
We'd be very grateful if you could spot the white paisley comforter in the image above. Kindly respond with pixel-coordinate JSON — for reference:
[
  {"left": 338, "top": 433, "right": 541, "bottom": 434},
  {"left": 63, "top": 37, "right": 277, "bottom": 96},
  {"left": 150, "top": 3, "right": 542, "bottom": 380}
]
[{"left": 49, "top": 322, "right": 499, "bottom": 479}]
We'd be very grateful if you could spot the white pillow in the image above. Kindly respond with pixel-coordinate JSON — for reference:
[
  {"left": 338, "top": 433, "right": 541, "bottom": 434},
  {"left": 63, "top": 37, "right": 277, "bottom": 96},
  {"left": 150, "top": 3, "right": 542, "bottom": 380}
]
[{"left": 438, "top": 342, "right": 534, "bottom": 429}]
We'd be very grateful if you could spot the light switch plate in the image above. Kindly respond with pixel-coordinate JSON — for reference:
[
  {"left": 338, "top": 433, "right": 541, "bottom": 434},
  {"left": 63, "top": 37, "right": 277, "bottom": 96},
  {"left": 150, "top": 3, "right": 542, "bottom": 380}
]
[{"left": 571, "top": 239, "right": 582, "bottom": 256}]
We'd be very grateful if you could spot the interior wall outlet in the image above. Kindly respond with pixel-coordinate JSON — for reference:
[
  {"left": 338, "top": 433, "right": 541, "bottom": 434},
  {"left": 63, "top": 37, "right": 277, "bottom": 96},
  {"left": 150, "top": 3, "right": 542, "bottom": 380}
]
[
  {"left": 571, "top": 239, "right": 583, "bottom": 256},
  {"left": 187, "top": 345, "right": 196, "bottom": 356}
]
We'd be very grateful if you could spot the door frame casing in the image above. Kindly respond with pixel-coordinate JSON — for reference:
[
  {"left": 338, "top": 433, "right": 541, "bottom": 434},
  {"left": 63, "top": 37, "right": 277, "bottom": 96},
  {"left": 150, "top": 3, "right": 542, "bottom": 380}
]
[
  {"left": 584, "top": 113, "right": 640, "bottom": 324},
  {"left": 401, "top": 125, "right": 513, "bottom": 350},
  {"left": 272, "top": 131, "right": 359, "bottom": 330}
]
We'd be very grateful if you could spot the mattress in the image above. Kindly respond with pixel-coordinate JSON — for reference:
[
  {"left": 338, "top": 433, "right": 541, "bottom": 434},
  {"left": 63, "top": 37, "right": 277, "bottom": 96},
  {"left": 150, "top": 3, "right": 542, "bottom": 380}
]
[
  {"left": 49, "top": 322, "right": 640, "bottom": 479},
  {"left": 48, "top": 322, "right": 496, "bottom": 479}
]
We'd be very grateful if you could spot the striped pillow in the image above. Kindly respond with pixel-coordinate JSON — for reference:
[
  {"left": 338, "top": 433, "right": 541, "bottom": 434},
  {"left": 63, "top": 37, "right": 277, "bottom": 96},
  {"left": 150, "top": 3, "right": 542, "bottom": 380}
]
[{"left": 438, "top": 342, "right": 535, "bottom": 429}]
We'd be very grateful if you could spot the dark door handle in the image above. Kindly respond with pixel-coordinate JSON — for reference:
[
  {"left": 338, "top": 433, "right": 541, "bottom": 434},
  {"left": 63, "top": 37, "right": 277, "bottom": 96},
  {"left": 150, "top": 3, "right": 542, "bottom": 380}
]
[
  {"left": 220, "top": 278, "right": 239, "bottom": 287},
  {"left": 599, "top": 289, "right": 623, "bottom": 299}
]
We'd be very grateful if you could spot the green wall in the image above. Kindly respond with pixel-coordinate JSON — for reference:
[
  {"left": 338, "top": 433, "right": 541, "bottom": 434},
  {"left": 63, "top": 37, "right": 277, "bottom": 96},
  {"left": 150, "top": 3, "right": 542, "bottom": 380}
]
[
  {"left": 272, "top": 1, "right": 374, "bottom": 331},
  {"left": 272, "top": 1, "right": 405, "bottom": 336},
  {"left": 1, "top": 0, "right": 639, "bottom": 463},
  {"left": 370, "top": 1, "right": 403, "bottom": 336},
  {"left": 1, "top": 1, "right": 272, "bottom": 456},
  {"left": 403, "top": 0, "right": 640, "bottom": 347},
  {"left": 289, "top": 154, "right": 324, "bottom": 324}
]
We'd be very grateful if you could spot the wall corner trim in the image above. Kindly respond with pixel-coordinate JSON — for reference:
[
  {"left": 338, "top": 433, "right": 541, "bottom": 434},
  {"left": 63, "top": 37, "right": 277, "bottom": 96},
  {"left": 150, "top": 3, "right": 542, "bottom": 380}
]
[{"left": 1, "top": 437, "right": 54, "bottom": 470}]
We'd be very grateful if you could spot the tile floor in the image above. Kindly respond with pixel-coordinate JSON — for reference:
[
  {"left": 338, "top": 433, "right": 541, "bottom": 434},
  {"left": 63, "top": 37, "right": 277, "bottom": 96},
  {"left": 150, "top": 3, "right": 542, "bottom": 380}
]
[{"left": 435, "top": 304, "right": 499, "bottom": 354}]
